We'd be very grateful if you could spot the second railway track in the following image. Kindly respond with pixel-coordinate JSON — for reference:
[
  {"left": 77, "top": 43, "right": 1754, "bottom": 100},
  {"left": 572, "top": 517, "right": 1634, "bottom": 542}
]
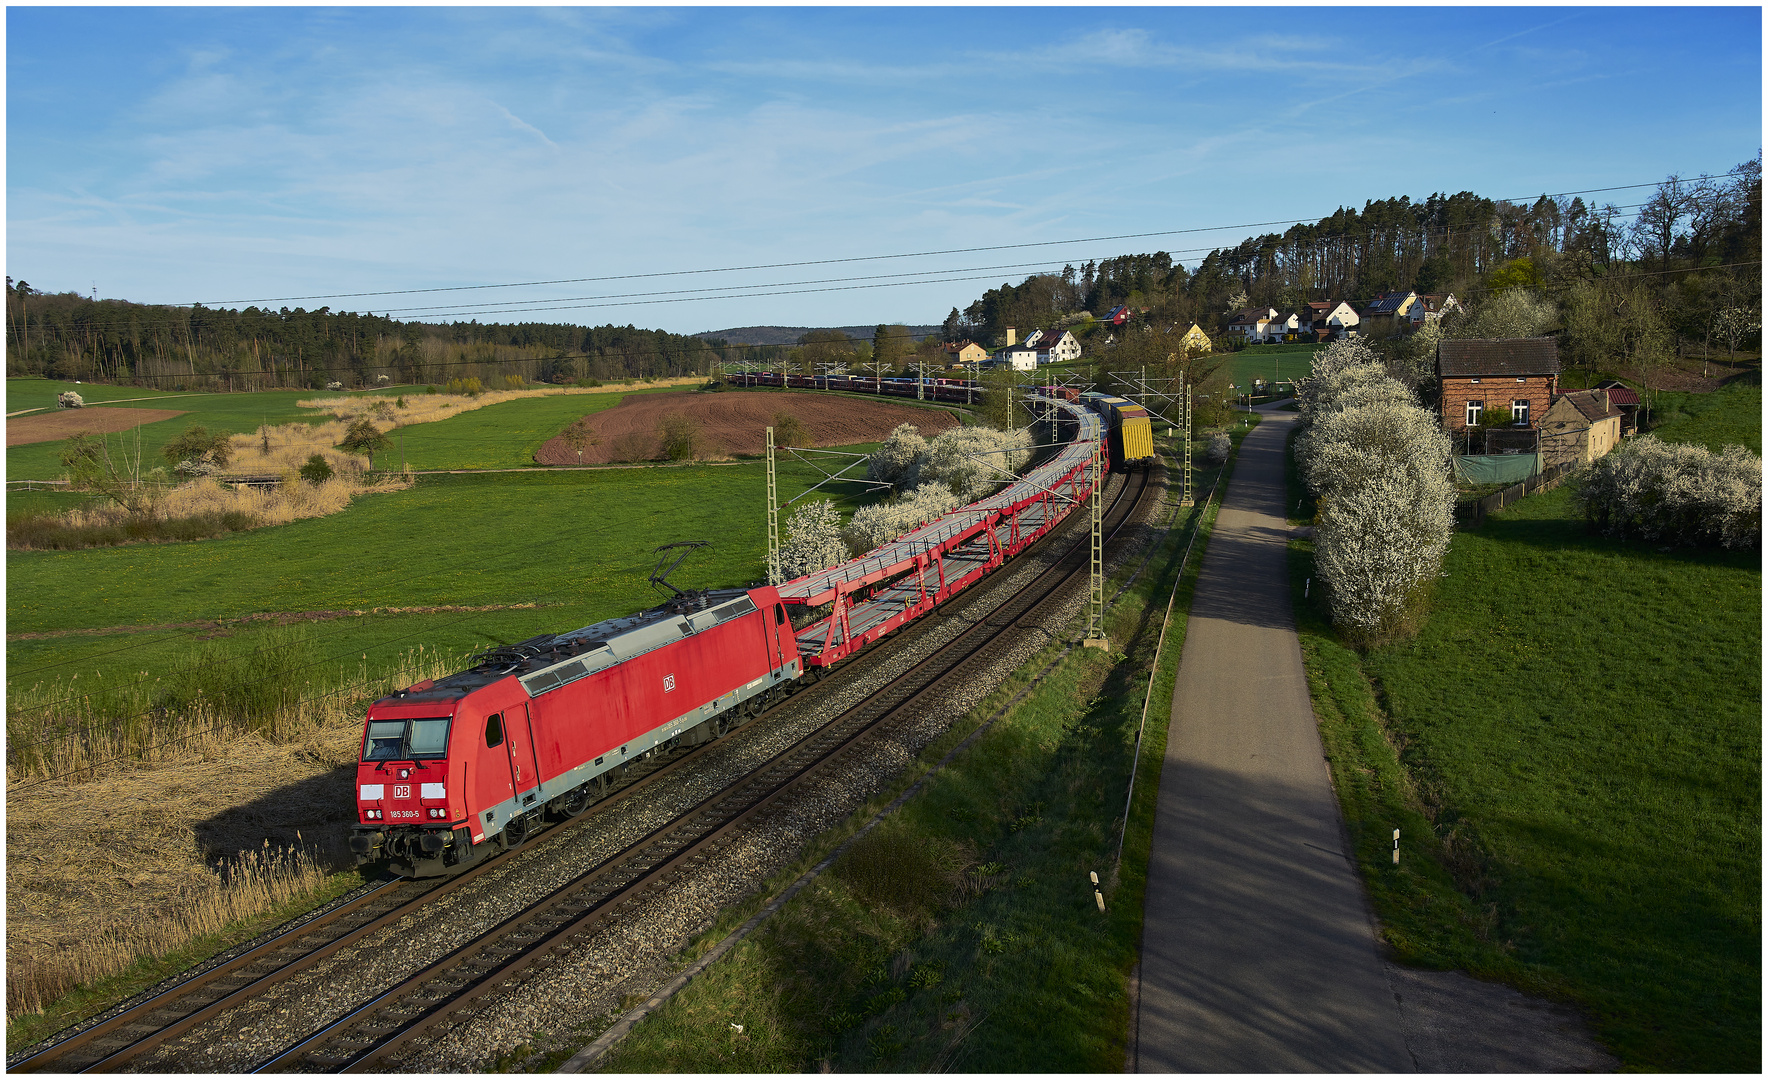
[{"left": 17, "top": 463, "right": 1156, "bottom": 1075}]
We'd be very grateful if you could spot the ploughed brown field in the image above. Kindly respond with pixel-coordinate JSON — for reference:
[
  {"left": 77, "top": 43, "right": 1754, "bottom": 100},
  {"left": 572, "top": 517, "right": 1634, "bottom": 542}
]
[
  {"left": 7, "top": 407, "right": 187, "bottom": 446},
  {"left": 533, "top": 390, "right": 960, "bottom": 464}
]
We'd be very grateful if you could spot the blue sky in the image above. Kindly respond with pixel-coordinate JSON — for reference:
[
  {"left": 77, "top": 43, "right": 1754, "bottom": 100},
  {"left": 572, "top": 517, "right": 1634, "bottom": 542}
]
[{"left": 7, "top": 6, "right": 1761, "bottom": 335}]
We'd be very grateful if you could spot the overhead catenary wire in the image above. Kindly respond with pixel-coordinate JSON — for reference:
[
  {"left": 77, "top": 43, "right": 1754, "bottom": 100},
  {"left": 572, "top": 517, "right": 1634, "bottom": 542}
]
[
  {"left": 192, "top": 167, "right": 1755, "bottom": 307},
  {"left": 13, "top": 200, "right": 1677, "bottom": 337}
]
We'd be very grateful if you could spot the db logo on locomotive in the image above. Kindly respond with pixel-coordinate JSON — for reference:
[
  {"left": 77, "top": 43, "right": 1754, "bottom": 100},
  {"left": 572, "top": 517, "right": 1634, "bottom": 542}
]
[{"left": 393, "top": 784, "right": 411, "bottom": 800}]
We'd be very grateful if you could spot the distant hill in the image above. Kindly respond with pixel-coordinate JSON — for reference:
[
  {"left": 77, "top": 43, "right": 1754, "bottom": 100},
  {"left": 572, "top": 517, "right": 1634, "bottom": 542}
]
[{"left": 696, "top": 325, "right": 941, "bottom": 347}]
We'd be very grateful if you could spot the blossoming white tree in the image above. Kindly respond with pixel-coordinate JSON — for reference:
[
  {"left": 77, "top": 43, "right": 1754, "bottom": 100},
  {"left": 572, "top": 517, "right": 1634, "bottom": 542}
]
[
  {"left": 866, "top": 423, "right": 926, "bottom": 487},
  {"left": 843, "top": 482, "right": 961, "bottom": 553},
  {"left": 778, "top": 499, "right": 849, "bottom": 579}
]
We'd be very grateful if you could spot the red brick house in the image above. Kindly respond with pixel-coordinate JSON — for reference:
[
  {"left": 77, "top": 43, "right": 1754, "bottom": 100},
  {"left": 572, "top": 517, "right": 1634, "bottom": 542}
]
[{"left": 1437, "top": 338, "right": 1561, "bottom": 441}]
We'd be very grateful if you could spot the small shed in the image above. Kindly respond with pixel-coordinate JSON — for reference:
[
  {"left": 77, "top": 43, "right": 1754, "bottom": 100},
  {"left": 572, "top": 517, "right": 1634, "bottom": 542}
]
[{"left": 1540, "top": 390, "right": 1624, "bottom": 469}]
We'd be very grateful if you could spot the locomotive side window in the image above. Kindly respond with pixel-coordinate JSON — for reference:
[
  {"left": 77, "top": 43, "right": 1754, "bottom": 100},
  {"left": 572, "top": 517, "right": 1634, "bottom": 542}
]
[
  {"left": 775, "top": 604, "right": 786, "bottom": 625},
  {"left": 364, "top": 721, "right": 404, "bottom": 761},
  {"left": 485, "top": 713, "right": 504, "bottom": 748}
]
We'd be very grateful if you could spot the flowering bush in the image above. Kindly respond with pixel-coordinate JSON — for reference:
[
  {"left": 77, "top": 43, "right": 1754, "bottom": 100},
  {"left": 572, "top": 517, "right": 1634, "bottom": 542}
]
[
  {"left": 865, "top": 422, "right": 1030, "bottom": 500},
  {"left": 844, "top": 482, "right": 961, "bottom": 554},
  {"left": 1575, "top": 435, "right": 1761, "bottom": 550},
  {"left": 173, "top": 458, "right": 220, "bottom": 478},
  {"left": 779, "top": 499, "right": 849, "bottom": 579},
  {"left": 910, "top": 426, "right": 1031, "bottom": 499},
  {"left": 1203, "top": 429, "right": 1232, "bottom": 464},
  {"left": 866, "top": 423, "right": 926, "bottom": 487},
  {"left": 1297, "top": 359, "right": 1453, "bottom": 645}
]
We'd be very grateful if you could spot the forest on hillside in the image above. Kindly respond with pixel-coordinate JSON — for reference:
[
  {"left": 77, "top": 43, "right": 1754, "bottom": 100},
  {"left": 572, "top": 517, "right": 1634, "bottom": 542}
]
[
  {"left": 947, "top": 160, "right": 1762, "bottom": 367},
  {"left": 1, "top": 292, "right": 754, "bottom": 391}
]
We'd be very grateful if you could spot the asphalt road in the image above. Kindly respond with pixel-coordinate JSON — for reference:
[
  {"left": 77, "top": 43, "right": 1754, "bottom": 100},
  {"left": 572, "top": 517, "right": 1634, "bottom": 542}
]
[{"left": 1132, "top": 405, "right": 1413, "bottom": 1072}]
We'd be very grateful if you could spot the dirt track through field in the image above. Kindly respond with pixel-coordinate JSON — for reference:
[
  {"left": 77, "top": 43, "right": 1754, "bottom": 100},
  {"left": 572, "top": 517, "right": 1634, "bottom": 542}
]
[
  {"left": 7, "top": 407, "right": 187, "bottom": 446},
  {"left": 533, "top": 391, "right": 960, "bottom": 464}
]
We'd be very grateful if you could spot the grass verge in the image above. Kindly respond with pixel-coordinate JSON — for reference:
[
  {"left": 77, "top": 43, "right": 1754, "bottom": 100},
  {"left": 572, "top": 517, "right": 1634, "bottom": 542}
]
[
  {"left": 6, "top": 868, "right": 365, "bottom": 1053},
  {"left": 1286, "top": 428, "right": 1760, "bottom": 1072},
  {"left": 587, "top": 429, "right": 1241, "bottom": 1072}
]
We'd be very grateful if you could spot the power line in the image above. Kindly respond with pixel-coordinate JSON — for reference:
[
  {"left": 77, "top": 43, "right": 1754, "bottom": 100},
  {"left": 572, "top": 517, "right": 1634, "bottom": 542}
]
[
  {"left": 5, "top": 203, "right": 1671, "bottom": 341},
  {"left": 192, "top": 167, "right": 1753, "bottom": 307}
]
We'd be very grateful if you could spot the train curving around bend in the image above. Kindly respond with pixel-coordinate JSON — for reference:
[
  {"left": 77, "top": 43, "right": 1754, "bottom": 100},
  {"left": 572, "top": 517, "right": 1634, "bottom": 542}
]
[{"left": 349, "top": 392, "right": 1133, "bottom": 876}]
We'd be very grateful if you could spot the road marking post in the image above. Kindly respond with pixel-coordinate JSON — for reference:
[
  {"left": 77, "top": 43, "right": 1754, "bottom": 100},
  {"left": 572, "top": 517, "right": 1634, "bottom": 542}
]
[{"left": 1392, "top": 828, "right": 1401, "bottom": 865}]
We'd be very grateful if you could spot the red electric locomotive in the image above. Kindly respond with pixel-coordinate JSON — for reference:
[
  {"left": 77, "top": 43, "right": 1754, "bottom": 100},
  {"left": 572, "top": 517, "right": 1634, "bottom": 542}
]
[{"left": 349, "top": 584, "right": 802, "bottom": 877}]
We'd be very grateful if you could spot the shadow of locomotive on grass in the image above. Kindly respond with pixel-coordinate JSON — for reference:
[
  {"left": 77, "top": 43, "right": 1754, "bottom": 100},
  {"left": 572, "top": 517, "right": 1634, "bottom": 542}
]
[{"left": 192, "top": 761, "right": 359, "bottom": 873}]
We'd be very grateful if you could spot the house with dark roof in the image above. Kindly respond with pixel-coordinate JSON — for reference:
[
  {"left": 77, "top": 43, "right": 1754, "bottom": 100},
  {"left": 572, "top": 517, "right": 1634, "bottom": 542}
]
[
  {"left": 1304, "top": 300, "right": 1360, "bottom": 340},
  {"left": 1437, "top": 337, "right": 1561, "bottom": 437},
  {"left": 1363, "top": 291, "right": 1417, "bottom": 316},
  {"left": 1541, "top": 389, "right": 1624, "bottom": 469},
  {"left": 1036, "top": 329, "right": 1082, "bottom": 364},
  {"left": 1227, "top": 307, "right": 1277, "bottom": 343},
  {"left": 1407, "top": 294, "right": 1462, "bottom": 332}
]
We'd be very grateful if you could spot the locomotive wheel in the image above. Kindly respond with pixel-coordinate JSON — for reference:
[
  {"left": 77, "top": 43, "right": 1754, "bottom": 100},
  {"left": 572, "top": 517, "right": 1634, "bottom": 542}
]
[
  {"left": 556, "top": 785, "right": 592, "bottom": 819},
  {"left": 502, "top": 814, "right": 529, "bottom": 849}
]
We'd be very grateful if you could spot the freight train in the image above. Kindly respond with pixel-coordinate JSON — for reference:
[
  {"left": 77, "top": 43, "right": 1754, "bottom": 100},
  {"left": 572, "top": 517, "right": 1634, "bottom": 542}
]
[
  {"left": 1080, "top": 392, "right": 1156, "bottom": 469},
  {"left": 725, "top": 370, "right": 982, "bottom": 403},
  {"left": 350, "top": 393, "right": 1110, "bottom": 877}
]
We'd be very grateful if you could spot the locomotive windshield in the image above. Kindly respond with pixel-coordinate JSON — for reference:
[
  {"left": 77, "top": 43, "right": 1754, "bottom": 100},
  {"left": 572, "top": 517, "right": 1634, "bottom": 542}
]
[{"left": 362, "top": 717, "right": 452, "bottom": 761}]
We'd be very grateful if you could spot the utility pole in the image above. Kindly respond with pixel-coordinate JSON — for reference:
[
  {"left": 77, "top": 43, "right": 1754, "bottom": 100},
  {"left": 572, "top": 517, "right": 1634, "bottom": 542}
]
[
  {"left": 765, "top": 426, "right": 781, "bottom": 586},
  {"left": 1181, "top": 378, "right": 1193, "bottom": 505},
  {"left": 1083, "top": 439, "right": 1108, "bottom": 649}
]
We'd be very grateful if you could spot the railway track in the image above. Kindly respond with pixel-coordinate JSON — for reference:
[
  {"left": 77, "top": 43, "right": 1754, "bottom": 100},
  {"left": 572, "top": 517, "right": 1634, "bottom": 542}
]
[
  {"left": 275, "top": 465, "right": 1152, "bottom": 1073},
  {"left": 6, "top": 723, "right": 749, "bottom": 1074},
  {"left": 13, "top": 464, "right": 1153, "bottom": 1075}
]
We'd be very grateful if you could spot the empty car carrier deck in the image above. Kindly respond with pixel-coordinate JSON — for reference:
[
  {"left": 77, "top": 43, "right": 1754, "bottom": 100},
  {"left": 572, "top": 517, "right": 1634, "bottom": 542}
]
[{"left": 777, "top": 398, "right": 1104, "bottom": 668}]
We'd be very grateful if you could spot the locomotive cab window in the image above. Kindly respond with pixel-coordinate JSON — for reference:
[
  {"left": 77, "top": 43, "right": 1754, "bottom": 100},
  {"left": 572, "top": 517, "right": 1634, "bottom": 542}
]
[
  {"left": 775, "top": 604, "right": 786, "bottom": 625},
  {"left": 364, "top": 721, "right": 404, "bottom": 761},
  {"left": 361, "top": 717, "right": 453, "bottom": 761},
  {"left": 485, "top": 713, "right": 504, "bottom": 749}
]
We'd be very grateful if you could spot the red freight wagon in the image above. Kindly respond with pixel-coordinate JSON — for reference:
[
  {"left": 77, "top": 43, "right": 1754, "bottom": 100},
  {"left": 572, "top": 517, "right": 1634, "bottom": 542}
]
[{"left": 351, "top": 586, "right": 801, "bottom": 877}]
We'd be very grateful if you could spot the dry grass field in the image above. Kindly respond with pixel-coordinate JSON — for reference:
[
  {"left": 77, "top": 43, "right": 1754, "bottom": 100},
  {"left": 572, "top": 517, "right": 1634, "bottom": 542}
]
[
  {"left": 5, "top": 647, "right": 459, "bottom": 1021},
  {"left": 7, "top": 722, "right": 350, "bottom": 1017}
]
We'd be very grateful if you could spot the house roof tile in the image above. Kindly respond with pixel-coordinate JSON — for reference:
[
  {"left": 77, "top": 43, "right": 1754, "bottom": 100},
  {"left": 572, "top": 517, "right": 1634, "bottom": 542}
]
[
  {"left": 1556, "top": 389, "right": 1621, "bottom": 423},
  {"left": 1438, "top": 337, "right": 1560, "bottom": 377}
]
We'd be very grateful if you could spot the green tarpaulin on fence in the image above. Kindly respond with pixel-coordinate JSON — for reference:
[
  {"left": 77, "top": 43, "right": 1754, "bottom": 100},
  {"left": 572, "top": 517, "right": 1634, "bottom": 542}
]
[{"left": 1454, "top": 453, "right": 1541, "bottom": 484}]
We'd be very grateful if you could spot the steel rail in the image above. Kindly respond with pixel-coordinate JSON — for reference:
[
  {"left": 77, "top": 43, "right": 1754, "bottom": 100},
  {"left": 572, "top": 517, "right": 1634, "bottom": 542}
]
[
  {"left": 267, "top": 466, "right": 1152, "bottom": 1073},
  {"left": 24, "top": 444, "right": 1144, "bottom": 1074},
  {"left": 8, "top": 685, "right": 785, "bottom": 1075}
]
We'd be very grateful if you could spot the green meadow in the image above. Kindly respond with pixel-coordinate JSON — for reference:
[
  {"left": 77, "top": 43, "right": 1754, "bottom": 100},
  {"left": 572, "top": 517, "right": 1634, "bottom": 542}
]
[
  {"left": 1222, "top": 342, "right": 1320, "bottom": 392},
  {"left": 1289, "top": 379, "right": 1762, "bottom": 1071},
  {"left": 6, "top": 382, "right": 894, "bottom": 708},
  {"left": 7, "top": 378, "right": 333, "bottom": 481}
]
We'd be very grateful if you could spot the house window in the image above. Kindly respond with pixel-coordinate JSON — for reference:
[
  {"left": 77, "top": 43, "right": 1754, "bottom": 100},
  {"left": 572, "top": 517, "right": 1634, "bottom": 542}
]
[
  {"left": 1466, "top": 400, "right": 1484, "bottom": 427},
  {"left": 1512, "top": 399, "right": 1529, "bottom": 424}
]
